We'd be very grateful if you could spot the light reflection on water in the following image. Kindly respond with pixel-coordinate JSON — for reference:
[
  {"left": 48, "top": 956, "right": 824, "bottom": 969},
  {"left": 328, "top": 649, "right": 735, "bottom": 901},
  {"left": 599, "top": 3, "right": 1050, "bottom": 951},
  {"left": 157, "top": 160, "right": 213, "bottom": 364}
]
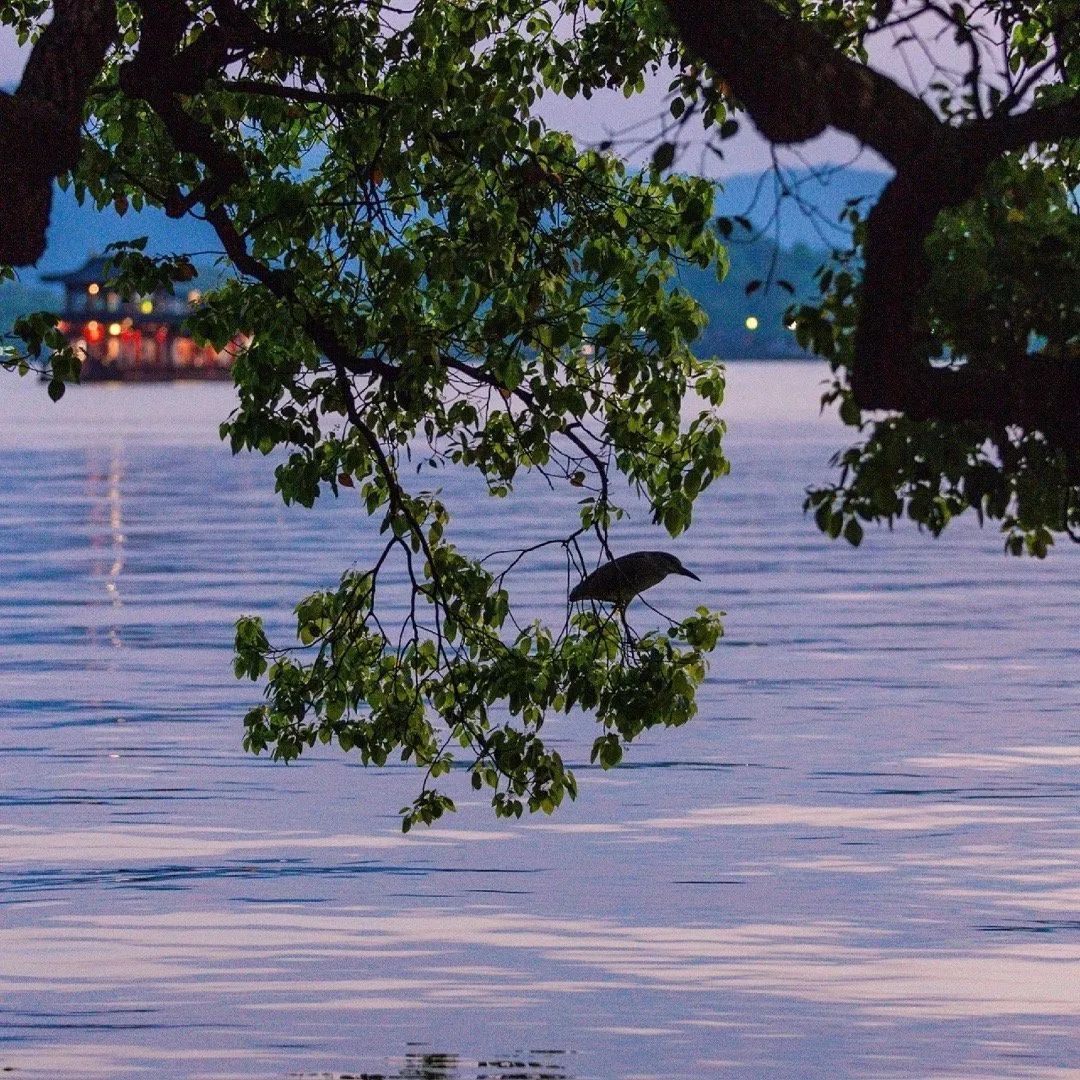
[{"left": 0, "top": 363, "right": 1077, "bottom": 1080}]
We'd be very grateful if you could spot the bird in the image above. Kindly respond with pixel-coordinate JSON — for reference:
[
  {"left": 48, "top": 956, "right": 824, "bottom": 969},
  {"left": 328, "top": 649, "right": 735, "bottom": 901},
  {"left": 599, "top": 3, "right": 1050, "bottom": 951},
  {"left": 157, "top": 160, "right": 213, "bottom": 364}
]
[{"left": 569, "top": 551, "right": 701, "bottom": 608}]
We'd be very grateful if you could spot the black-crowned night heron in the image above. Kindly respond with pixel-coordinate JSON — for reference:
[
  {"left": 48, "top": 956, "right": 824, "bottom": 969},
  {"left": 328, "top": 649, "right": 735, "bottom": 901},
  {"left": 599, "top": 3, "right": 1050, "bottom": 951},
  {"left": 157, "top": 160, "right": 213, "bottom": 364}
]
[{"left": 569, "top": 551, "right": 700, "bottom": 608}]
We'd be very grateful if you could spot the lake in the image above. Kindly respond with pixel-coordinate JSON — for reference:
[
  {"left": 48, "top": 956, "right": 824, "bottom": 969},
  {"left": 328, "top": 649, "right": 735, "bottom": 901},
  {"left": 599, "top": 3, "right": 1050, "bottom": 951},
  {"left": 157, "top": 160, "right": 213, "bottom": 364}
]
[{"left": 0, "top": 362, "right": 1077, "bottom": 1079}]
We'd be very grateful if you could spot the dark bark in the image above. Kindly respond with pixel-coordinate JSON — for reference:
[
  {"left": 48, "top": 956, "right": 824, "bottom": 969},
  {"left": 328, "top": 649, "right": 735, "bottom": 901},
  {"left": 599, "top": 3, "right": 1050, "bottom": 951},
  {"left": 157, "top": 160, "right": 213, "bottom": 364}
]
[
  {"left": 0, "top": 0, "right": 117, "bottom": 264},
  {"left": 898, "top": 355, "right": 1080, "bottom": 450},
  {"left": 665, "top": 0, "right": 940, "bottom": 164}
]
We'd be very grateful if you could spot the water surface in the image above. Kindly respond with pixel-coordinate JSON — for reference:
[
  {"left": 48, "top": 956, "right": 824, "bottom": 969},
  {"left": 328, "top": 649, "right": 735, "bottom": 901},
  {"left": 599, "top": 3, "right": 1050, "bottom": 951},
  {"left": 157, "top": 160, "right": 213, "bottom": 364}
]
[{"left": 0, "top": 364, "right": 1077, "bottom": 1079}]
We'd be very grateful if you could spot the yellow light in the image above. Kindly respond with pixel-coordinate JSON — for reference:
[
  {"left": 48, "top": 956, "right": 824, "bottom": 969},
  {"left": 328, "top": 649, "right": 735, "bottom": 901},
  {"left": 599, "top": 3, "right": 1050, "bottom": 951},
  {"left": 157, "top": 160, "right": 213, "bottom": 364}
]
[
  {"left": 140, "top": 299, "right": 153, "bottom": 314},
  {"left": 187, "top": 289, "right": 201, "bottom": 304},
  {"left": 88, "top": 283, "right": 100, "bottom": 295},
  {"left": 745, "top": 316, "right": 759, "bottom": 331},
  {"left": 108, "top": 322, "right": 122, "bottom": 336}
]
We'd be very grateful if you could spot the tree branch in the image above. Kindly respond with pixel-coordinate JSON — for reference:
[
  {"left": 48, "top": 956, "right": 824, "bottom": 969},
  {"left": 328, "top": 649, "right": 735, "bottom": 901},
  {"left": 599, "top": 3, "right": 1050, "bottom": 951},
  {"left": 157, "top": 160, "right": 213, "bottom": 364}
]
[
  {"left": 665, "top": 0, "right": 1079, "bottom": 435},
  {"left": 0, "top": 0, "right": 118, "bottom": 264},
  {"left": 664, "top": 0, "right": 941, "bottom": 167},
  {"left": 205, "top": 204, "right": 398, "bottom": 382},
  {"left": 984, "top": 91, "right": 1080, "bottom": 152},
  {"left": 218, "top": 78, "right": 388, "bottom": 110}
]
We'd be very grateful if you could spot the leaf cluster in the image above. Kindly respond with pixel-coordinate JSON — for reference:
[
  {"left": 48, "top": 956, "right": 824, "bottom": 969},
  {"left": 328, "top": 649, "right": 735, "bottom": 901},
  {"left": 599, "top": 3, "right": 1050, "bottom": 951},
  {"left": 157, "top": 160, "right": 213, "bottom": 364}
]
[
  {"left": 797, "top": 156, "right": 1080, "bottom": 557},
  {"left": 0, "top": 0, "right": 734, "bottom": 823}
]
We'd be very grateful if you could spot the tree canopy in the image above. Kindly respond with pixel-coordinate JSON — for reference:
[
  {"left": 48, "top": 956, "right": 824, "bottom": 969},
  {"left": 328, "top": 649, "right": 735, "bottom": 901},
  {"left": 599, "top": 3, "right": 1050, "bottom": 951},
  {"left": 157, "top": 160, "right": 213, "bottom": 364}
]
[
  {"left": 665, "top": 0, "right": 1079, "bottom": 554},
  {"left": 0, "top": 0, "right": 1076, "bottom": 824}
]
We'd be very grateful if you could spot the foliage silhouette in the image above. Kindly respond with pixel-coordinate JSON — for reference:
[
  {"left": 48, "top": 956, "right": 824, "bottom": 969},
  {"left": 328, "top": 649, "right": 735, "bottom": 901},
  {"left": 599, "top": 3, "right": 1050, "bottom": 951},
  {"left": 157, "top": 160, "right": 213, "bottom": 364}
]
[{"left": 0, "top": 0, "right": 1076, "bottom": 823}]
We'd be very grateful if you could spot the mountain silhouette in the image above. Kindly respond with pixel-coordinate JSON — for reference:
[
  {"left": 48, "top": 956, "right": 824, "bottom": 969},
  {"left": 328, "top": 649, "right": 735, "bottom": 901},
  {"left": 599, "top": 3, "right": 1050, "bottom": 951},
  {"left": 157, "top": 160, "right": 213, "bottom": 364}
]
[
  {"left": 31, "top": 186, "right": 219, "bottom": 284},
  {"left": 29, "top": 166, "right": 889, "bottom": 283}
]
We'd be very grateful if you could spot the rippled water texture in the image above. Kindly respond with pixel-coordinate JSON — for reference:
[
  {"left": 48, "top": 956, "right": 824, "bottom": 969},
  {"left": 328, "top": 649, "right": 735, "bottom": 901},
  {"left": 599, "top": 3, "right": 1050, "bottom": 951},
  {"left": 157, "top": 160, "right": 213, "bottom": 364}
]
[{"left": 0, "top": 363, "right": 1077, "bottom": 1079}]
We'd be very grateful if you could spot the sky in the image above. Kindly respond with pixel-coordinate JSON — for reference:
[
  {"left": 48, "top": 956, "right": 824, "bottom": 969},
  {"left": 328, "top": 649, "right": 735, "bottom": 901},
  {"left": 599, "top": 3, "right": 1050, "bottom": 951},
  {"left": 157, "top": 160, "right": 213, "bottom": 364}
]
[
  {"left": 0, "top": 18, "right": 896, "bottom": 282},
  {"left": 0, "top": 23, "right": 887, "bottom": 182},
  {"left": 0, "top": 5, "right": 1009, "bottom": 183}
]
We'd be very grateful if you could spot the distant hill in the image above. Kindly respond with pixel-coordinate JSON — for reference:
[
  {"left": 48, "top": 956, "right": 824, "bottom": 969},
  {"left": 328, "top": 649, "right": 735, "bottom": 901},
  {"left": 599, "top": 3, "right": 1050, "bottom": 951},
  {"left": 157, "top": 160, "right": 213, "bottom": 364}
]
[
  {"left": 686, "top": 167, "right": 889, "bottom": 359},
  {"left": 6, "top": 167, "right": 891, "bottom": 359},
  {"left": 0, "top": 280, "right": 58, "bottom": 328},
  {"left": 681, "top": 239, "right": 824, "bottom": 360},
  {"left": 31, "top": 186, "right": 218, "bottom": 284},
  {"left": 714, "top": 167, "right": 890, "bottom": 249}
]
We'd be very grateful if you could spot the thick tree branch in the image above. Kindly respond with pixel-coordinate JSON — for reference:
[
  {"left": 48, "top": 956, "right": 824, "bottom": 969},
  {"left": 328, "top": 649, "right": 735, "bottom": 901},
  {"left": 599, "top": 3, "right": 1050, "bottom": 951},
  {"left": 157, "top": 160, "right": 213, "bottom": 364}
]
[
  {"left": 665, "top": 0, "right": 941, "bottom": 166},
  {"left": 898, "top": 353, "right": 1080, "bottom": 451},
  {"left": 207, "top": 0, "right": 332, "bottom": 59},
  {"left": 665, "top": 0, "right": 1079, "bottom": 438},
  {"left": 0, "top": 0, "right": 118, "bottom": 264},
  {"left": 852, "top": 132, "right": 992, "bottom": 408},
  {"left": 983, "top": 92, "right": 1080, "bottom": 152}
]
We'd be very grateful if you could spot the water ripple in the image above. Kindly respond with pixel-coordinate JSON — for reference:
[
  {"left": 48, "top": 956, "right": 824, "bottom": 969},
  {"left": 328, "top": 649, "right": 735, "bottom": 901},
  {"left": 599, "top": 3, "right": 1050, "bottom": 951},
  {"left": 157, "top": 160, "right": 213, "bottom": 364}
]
[{"left": 0, "top": 368, "right": 1077, "bottom": 1080}]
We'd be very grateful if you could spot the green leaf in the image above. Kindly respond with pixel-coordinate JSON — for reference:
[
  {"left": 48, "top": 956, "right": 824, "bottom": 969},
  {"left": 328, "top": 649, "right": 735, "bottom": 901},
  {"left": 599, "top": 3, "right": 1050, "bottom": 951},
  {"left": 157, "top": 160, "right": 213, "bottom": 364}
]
[{"left": 652, "top": 141, "right": 676, "bottom": 171}]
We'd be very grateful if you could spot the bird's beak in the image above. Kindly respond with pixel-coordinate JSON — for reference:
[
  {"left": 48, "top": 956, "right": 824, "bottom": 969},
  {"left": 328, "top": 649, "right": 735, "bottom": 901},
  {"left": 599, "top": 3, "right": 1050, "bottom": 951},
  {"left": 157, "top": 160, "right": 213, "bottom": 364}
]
[{"left": 678, "top": 567, "right": 701, "bottom": 581}]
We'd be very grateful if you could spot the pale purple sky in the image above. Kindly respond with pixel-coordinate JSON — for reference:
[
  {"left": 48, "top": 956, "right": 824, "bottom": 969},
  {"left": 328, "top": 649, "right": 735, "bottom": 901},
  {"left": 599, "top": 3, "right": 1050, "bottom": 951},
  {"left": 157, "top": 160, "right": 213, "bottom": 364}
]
[
  {"left": 0, "top": 23, "right": 889, "bottom": 180},
  {"left": 0, "top": 28, "right": 20, "bottom": 79}
]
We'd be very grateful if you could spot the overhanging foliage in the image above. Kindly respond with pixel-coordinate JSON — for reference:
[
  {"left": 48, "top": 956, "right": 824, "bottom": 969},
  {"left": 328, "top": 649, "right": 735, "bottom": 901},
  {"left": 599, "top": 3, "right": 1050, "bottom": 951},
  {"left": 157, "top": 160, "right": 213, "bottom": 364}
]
[{"left": 0, "top": 0, "right": 1077, "bottom": 823}]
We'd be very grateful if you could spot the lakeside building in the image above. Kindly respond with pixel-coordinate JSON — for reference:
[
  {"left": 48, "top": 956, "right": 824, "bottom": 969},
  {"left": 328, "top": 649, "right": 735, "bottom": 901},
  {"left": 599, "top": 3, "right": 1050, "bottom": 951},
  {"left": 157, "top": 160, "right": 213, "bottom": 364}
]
[{"left": 43, "top": 255, "right": 235, "bottom": 381}]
